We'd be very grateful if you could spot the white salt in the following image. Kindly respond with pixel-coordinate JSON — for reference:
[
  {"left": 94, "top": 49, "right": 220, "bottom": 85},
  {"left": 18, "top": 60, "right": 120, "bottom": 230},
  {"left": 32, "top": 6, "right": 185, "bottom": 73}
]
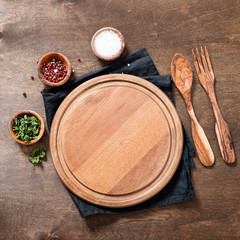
[{"left": 94, "top": 30, "right": 122, "bottom": 58}]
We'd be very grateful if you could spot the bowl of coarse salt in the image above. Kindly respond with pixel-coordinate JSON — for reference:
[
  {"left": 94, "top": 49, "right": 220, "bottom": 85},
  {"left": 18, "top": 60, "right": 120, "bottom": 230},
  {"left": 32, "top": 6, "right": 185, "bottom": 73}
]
[{"left": 91, "top": 27, "right": 125, "bottom": 61}]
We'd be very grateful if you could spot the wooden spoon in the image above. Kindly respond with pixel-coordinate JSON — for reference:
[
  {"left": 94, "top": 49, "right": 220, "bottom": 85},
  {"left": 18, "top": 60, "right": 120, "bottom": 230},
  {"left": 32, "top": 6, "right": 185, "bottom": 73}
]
[{"left": 171, "top": 53, "right": 214, "bottom": 167}]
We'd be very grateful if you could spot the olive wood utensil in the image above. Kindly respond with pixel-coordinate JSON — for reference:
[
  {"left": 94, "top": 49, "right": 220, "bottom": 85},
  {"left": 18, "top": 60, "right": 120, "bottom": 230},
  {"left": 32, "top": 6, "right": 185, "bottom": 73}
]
[
  {"left": 192, "top": 47, "right": 235, "bottom": 164},
  {"left": 171, "top": 53, "right": 214, "bottom": 167}
]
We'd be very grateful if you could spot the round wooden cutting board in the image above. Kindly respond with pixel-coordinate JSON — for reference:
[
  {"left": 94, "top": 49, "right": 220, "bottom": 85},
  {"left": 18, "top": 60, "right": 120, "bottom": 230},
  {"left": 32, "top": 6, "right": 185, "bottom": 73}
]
[{"left": 50, "top": 74, "right": 183, "bottom": 208}]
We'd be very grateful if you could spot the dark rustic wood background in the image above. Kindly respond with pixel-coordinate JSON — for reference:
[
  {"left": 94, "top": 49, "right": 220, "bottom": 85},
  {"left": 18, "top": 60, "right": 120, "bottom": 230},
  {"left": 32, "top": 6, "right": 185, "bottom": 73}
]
[{"left": 0, "top": 0, "right": 239, "bottom": 239}]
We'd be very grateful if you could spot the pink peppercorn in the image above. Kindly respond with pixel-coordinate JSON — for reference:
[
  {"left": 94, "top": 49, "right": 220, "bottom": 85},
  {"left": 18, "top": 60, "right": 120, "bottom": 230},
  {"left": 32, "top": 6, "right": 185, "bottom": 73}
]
[
  {"left": 30, "top": 75, "right": 34, "bottom": 80},
  {"left": 41, "top": 58, "right": 67, "bottom": 83},
  {"left": 77, "top": 58, "right": 81, "bottom": 62}
]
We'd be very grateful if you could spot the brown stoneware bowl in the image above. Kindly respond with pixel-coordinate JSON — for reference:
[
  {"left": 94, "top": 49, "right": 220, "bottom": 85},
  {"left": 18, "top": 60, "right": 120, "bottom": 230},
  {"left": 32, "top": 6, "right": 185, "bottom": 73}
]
[
  {"left": 91, "top": 27, "right": 125, "bottom": 61},
  {"left": 10, "top": 110, "right": 45, "bottom": 145},
  {"left": 37, "top": 52, "right": 71, "bottom": 87}
]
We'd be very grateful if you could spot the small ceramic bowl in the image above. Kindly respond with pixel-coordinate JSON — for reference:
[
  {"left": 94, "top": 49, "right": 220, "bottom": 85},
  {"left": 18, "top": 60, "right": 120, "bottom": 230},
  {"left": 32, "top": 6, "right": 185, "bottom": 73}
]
[
  {"left": 91, "top": 27, "right": 125, "bottom": 61},
  {"left": 10, "top": 110, "right": 45, "bottom": 145},
  {"left": 37, "top": 52, "right": 71, "bottom": 87}
]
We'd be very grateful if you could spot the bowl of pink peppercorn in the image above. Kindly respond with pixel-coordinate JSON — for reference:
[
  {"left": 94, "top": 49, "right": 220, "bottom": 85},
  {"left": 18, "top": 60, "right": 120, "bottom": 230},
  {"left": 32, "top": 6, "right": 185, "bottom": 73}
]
[{"left": 37, "top": 52, "right": 71, "bottom": 87}]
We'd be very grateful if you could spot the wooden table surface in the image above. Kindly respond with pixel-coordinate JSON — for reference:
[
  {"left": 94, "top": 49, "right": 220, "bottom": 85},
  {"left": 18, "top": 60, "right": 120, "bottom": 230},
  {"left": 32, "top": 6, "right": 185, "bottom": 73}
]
[{"left": 0, "top": 0, "right": 239, "bottom": 239}]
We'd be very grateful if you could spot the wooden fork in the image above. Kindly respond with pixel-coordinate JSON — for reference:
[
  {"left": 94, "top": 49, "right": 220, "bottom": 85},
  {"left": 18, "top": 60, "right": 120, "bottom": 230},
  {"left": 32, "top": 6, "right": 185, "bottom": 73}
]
[{"left": 192, "top": 47, "right": 235, "bottom": 164}]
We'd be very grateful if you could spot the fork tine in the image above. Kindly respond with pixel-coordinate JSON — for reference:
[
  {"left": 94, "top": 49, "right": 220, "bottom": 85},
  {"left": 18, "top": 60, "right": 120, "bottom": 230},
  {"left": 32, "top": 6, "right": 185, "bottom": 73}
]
[
  {"left": 192, "top": 49, "right": 201, "bottom": 75},
  {"left": 200, "top": 46, "right": 209, "bottom": 72},
  {"left": 195, "top": 48, "right": 204, "bottom": 72},
  {"left": 204, "top": 46, "right": 213, "bottom": 72}
]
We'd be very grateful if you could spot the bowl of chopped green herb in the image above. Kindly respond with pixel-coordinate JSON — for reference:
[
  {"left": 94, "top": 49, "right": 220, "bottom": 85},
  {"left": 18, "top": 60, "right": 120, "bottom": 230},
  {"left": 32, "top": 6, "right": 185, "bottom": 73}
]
[{"left": 9, "top": 110, "right": 45, "bottom": 145}]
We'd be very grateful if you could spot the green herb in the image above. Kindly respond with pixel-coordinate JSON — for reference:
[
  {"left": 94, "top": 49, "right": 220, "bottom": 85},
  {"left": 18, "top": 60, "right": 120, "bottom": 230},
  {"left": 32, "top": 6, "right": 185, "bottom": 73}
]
[
  {"left": 12, "top": 115, "right": 41, "bottom": 143},
  {"left": 28, "top": 148, "right": 46, "bottom": 164}
]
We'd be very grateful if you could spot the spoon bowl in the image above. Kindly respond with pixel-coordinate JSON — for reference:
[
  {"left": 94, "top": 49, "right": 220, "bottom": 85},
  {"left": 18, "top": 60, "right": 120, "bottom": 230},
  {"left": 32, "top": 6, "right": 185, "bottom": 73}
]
[
  {"left": 171, "top": 53, "right": 214, "bottom": 167},
  {"left": 171, "top": 53, "right": 193, "bottom": 94}
]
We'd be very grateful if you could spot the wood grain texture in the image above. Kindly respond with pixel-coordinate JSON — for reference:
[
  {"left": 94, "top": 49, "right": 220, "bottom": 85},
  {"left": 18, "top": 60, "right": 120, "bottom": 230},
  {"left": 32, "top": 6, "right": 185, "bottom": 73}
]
[
  {"left": 0, "top": 0, "right": 240, "bottom": 239},
  {"left": 192, "top": 47, "right": 235, "bottom": 164},
  {"left": 50, "top": 74, "right": 183, "bottom": 207},
  {"left": 171, "top": 54, "right": 214, "bottom": 167}
]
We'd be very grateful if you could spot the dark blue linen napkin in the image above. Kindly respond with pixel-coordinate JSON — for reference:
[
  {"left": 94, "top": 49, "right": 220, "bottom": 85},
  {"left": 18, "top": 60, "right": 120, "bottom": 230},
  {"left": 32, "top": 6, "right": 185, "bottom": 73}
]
[{"left": 42, "top": 48, "right": 195, "bottom": 218}]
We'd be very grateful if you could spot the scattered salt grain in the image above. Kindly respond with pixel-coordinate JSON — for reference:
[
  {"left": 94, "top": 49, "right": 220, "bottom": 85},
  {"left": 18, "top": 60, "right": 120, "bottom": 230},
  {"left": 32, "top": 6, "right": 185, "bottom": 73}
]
[
  {"left": 94, "top": 30, "right": 122, "bottom": 58},
  {"left": 127, "top": 63, "right": 131, "bottom": 67}
]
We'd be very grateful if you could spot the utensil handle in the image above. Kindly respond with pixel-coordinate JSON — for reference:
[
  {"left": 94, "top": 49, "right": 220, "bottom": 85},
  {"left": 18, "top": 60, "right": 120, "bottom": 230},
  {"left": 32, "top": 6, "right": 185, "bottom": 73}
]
[
  {"left": 215, "top": 120, "right": 235, "bottom": 163},
  {"left": 191, "top": 118, "right": 215, "bottom": 167},
  {"left": 187, "top": 108, "right": 215, "bottom": 167},
  {"left": 209, "top": 93, "right": 235, "bottom": 163}
]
